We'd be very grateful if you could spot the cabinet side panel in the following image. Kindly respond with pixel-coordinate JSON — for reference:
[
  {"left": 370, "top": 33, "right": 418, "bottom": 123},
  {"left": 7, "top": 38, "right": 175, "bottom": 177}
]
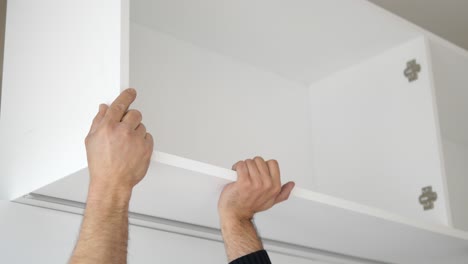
[
  {"left": 0, "top": 0, "right": 125, "bottom": 199},
  {"left": 440, "top": 139, "right": 468, "bottom": 231},
  {"left": 429, "top": 38, "right": 468, "bottom": 231},
  {"left": 0, "top": 0, "right": 5, "bottom": 115},
  {"left": 129, "top": 23, "right": 315, "bottom": 188},
  {"left": 308, "top": 37, "right": 449, "bottom": 225},
  {"left": 429, "top": 39, "right": 468, "bottom": 147}
]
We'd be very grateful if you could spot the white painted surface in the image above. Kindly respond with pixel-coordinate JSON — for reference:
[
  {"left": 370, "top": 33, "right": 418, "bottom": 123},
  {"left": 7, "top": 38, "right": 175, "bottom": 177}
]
[
  {"left": 130, "top": 0, "right": 420, "bottom": 85},
  {"left": 441, "top": 139, "right": 468, "bottom": 232},
  {"left": 427, "top": 37, "right": 468, "bottom": 231},
  {"left": 308, "top": 37, "right": 450, "bottom": 226},
  {"left": 0, "top": 202, "right": 80, "bottom": 263},
  {"left": 130, "top": 22, "right": 315, "bottom": 188},
  {"left": 429, "top": 38, "right": 468, "bottom": 147},
  {"left": 0, "top": 201, "right": 318, "bottom": 264},
  {"left": 33, "top": 151, "right": 468, "bottom": 263},
  {"left": 0, "top": 0, "right": 127, "bottom": 200}
]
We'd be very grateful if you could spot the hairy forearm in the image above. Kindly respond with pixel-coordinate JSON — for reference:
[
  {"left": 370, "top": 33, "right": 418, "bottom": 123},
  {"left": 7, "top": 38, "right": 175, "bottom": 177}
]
[
  {"left": 69, "top": 183, "right": 132, "bottom": 264},
  {"left": 221, "top": 217, "right": 264, "bottom": 262}
]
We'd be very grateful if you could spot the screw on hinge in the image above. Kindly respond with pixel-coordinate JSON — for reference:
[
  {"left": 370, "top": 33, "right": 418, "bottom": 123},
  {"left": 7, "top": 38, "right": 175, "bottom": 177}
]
[
  {"left": 419, "top": 186, "right": 437, "bottom": 210},
  {"left": 404, "top": 59, "right": 421, "bottom": 82}
]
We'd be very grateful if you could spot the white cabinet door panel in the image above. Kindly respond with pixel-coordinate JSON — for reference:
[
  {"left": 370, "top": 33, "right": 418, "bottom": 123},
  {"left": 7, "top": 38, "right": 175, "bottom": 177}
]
[{"left": 0, "top": 0, "right": 128, "bottom": 200}]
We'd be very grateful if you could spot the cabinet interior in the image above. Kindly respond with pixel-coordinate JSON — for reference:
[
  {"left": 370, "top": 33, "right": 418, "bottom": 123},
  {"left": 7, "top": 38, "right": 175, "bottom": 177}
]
[
  {"left": 128, "top": 0, "right": 422, "bottom": 188},
  {"left": 127, "top": 0, "right": 468, "bottom": 228}
]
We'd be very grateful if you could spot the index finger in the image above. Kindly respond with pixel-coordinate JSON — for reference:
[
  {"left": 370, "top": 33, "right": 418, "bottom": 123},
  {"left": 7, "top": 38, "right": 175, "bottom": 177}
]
[{"left": 105, "top": 88, "right": 137, "bottom": 122}]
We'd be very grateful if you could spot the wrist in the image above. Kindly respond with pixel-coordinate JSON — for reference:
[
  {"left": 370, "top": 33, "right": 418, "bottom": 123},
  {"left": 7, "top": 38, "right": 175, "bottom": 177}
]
[
  {"left": 219, "top": 214, "right": 263, "bottom": 262},
  {"left": 220, "top": 214, "right": 254, "bottom": 231},
  {"left": 219, "top": 210, "right": 254, "bottom": 225},
  {"left": 87, "top": 179, "right": 133, "bottom": 209}
]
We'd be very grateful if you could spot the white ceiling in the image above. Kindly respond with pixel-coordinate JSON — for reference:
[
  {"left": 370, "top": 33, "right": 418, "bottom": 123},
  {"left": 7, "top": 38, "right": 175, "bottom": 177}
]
[
  {"left": 369, "top": 0, "right": 468, "bottom": 51},
  {"left": 131, "top": 0, "right": 420, "bottom": 85}
]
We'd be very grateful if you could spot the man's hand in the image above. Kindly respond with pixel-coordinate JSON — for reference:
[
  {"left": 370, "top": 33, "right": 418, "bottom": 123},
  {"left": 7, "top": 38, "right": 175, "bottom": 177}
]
[
  {"left": 218, "top": 157, "right": 295, "bottom": 262},
  {"left": 70, "top": 88, "right": 153, "bottom": 264},
  {"left": 85, "top": 88, "right": 154, "bottom": 200},
  {"left": 218, "top": 157, "right": 295, "bottom": 222}
]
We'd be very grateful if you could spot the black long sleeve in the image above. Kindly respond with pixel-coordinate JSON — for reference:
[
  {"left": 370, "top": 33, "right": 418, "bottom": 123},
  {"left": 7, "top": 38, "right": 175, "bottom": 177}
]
[{"left": 229, "top": 250, "right": 271, "bottom": 264}]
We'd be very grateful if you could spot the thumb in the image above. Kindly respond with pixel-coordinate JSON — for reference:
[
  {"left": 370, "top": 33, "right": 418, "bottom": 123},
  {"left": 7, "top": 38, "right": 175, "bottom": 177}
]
[{"left": 274, "top": 181, "right": 295, "bottom": 204}]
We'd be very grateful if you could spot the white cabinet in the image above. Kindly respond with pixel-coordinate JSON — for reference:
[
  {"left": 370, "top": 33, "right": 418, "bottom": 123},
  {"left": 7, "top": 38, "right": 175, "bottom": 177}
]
[
  {"left": 2, "top": 0, "right": 468, "bottom": 263},
  {"left": 0, "top": 0, "right": 125, "bottom": 200},
  {"left": 0, "top": 202, "right": 318, "bottom": 264}
]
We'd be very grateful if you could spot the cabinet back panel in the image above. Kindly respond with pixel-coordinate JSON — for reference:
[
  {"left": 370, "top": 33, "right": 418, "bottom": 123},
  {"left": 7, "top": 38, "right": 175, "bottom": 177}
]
[
  {"left": 130, "top": 22, "right": 315, "bottom": 188},
  {"left": 130, "top": 0, "right": 419, "bottom": 85}
]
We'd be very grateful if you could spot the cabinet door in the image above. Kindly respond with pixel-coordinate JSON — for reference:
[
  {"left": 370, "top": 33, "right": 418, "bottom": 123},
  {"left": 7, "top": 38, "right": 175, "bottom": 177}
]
[
  {"left": 0, "top": 0, "right": 128, "bottom": 200},
  {"left": 309, "top": 36, "right": 450, "bottom": 226},
  {"left": 0, "top": 201, "right": 319, "bottom": 264}
]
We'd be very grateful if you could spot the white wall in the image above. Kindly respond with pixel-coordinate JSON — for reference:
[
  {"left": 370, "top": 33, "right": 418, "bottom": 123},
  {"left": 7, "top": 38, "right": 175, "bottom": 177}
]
[
  {"left": 130, "top": 22, "right": 315, "bottom": 188},
  {"left": 0, "top": 201, "right": 318, "bottom": 264}
]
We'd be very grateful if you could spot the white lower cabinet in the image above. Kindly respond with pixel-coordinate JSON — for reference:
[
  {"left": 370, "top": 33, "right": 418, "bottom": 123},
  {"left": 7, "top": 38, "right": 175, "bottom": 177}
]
[
  {"left": 0, "top": 202, "right": 318, "bottom": 264},
  {"left": 2, "top": 1, "right": 468, "bottom": 263}
]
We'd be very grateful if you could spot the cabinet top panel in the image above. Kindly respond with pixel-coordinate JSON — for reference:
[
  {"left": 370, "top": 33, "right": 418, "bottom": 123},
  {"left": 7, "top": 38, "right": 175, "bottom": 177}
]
[{"left": 130, "top": 0, "right": 421, "bottom": 85}]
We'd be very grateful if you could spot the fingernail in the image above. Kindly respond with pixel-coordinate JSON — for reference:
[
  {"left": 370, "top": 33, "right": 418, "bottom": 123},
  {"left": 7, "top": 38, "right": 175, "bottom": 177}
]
[{"left": 127, "top": 88, "right": 136, "bottom": 95}]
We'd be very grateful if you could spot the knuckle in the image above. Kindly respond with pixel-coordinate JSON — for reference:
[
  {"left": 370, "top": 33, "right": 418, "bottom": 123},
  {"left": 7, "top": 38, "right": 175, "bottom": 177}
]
[
  {"left": 146, "top": 132, "right": 153, "bottom": 141},
  {"left": 145, "top": 144, "right": 153, "bottom": 156},
  {"left": 116, "top": 103, "right": 126, "bottom": 111},
  {"left": 132, "top": 109, "right": 142, "bottom": 119},
  {"left": 139, "top": 124, "right": 147, "bottom": 133},
  {"left": 102, "top": 123, "right": 113, "bottom": 134},
  {"left": 110, "top": 103, "right": 125, "bottom": 112},
  {"left": 267, "top": 159, "right": 278, "bottom": 166},
  {"left": 264, "top": 181, "right": 273, "bottom": 190},
  {"left": 240, "top": 161, "right": 248, "bottom": 170},
  {"left": 240, "top": 178, "right": 252, "bottom": 188},
  {"left": 117, "top": 125, "right": 132, "bottom": 136},
  {"left": 124, "top": 128, "right": 133, "bottom": 136},
  {"left": 252, "top": 180, "right": 263, "bottom": 190},
  {"left": 273, "top": 185, "right": 281, "bottom": 195},
  {"left": 253, "top": 156, "right": 264, "bottom": 162}
]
